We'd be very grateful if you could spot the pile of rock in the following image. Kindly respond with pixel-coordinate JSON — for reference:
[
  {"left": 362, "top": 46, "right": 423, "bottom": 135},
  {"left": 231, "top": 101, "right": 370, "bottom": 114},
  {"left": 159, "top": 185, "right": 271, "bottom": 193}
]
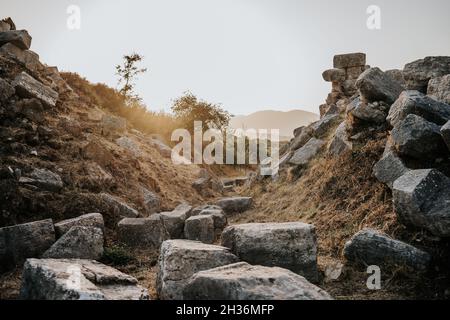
[
  {"left": 0, "top": 213, "right": 106, "bottom": 272},
  {"left": 156, "top": 221, "right": 331, "bottom": 300}
]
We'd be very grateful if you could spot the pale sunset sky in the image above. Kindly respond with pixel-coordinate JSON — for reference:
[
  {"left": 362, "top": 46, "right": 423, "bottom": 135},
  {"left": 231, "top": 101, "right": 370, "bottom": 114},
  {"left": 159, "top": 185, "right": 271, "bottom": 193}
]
[{"left": 1, "top": 0, "right": 449, "bottom": 115}]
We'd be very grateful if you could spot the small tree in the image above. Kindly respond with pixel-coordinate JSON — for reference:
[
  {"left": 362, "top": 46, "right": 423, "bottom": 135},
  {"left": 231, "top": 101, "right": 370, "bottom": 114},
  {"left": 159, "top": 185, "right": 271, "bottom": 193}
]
[
  {"left": 171, "top": 92, "right": 230, "bottom": 133},
  {"left": 115, "top": 53, "right": 147, "bottom": 105}
]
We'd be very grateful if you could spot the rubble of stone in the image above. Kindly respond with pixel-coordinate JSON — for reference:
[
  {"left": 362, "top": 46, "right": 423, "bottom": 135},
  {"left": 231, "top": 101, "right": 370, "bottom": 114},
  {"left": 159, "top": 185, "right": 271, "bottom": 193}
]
[{"left": 20, "top": 259, "right": 149, "bottom": 300}]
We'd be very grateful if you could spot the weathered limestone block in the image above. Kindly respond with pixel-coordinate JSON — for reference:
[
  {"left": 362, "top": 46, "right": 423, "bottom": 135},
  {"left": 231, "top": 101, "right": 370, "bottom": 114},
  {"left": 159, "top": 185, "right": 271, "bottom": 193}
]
[
  {"left": 216, "top": 197, "right": 253, "bottom": 215},
  {"left": 54, "top": 213, "right": 104, "bottom": 238},
  {"left": 117, "top": 215, "right": 169, "bottom": 250},
  {"left": 13, "top": 72, "right": 58, "bottom": 107},
  {"left": 156, "top": 240, "right": 239, "bottom": 300},
  {"left": 0, "top": 30, "right": 32, "bottom": 49},
  {"left": 43, "top": 227, "right": 104, "bottom": 260},
  {"left": 20, "top": 259, "right": 149, "bottom": 300},
  {"left": 344, "top": 229, "right": 431, "bottom": 271},
  {"left": 387, "top": 90, "right": 450, "bottom": 128},
  {"left": 184, "top": 215, "right": 215, "bottom": 244},
  {"left": 391, "top": 114, "right": 447, "bottom": 159},
  {"left": 333, "top": 53, "right": 366, "bottom": 69},
  {"left": 0, "top": 219, "right": 55, "bottom": 271},
  {"left": 427, "top": 75, "right": 450, "bottom": 105},
  {"left": 289, "top": 138, "right": 326, "bottom": 167},
  {"left": 393, "top": 169, "right": 450, "bottom": 237},
  {"left": 184, "top": 262, "right": 332, "bottom": 300},
  {"left": 222, "top": 222, "right": 319, "bottom": 282},
  {"left": 403, "top": 56, "right": 450, "bottom": 92},
  {"left": 356, "top": 67, "right": 404, "bottom": 104}
]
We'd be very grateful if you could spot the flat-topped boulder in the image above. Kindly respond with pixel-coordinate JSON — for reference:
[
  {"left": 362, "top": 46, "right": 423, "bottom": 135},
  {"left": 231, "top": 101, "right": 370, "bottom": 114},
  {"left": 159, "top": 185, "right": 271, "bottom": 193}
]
[
  {"left": 393, "top": 169, "right": 450, "bottom": 237},
  {"left": 428, "top": 75, "right": 450, "bottom": 104},
  {"left": 391, "top": 114, "right": 447, "bottom": 159},
  {"left": 222, "top": 222, "right": 318, "bottom": 282},
  {"left": 156, "top": 240, "right": 239, "bottom": 300},
  {"left": 216, "top": 197, "right": 252, "bottom": 214},
  {"left": 333, "top": 53, "right": 366, "bottom": 69},
  {"left": 20, "top": 259, "right": 149, "bottom": 300},
  {"left": 118, "top": 215, "right": 169, "bottom": 250},
  {"left": 54, "top": 213, "right": 104, "bottom": 238},
  {"left": 290, "top": 126, "right": 314, "bottom": 151},
  {"left": 356, "top": 67, "right": 404, "bottom": 104},
  {"left": 183, "top": 262, "right": 332, "bottom": 300},
  {"left": 43, "top": 226, "right": 104, "bottom": 260},
  {"left": 100, "top": 193, "right": 139, "bottom": 218},
  {"left": 184, "top": 215, "right": 215, "bottom": 244},
  {"left": 344, "top": 229, "right": 431, "bottom": 271},
  {"left": 387, "top": 90, "right": 450, "bottom": 128},
  {"left": 13, "top": 72, "right": 58, "bottom": 107},
  {"left": 289, "top": 138, "right": 326, "bottom": 167},
  {"left": 0, "top": 219, "right": 55, "bottom": 271},
  {"left": 0, "top": 30, "right": 32, "bottom": 49},
  {"left": 403, "top": 56, "right": 450, "bottom": 92}
]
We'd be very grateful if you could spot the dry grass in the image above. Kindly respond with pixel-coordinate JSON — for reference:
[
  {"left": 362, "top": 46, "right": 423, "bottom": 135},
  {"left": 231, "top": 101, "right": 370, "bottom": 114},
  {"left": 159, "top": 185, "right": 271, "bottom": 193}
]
[{"left": 233, "top": 136, "right": 397, "bottom": 257}]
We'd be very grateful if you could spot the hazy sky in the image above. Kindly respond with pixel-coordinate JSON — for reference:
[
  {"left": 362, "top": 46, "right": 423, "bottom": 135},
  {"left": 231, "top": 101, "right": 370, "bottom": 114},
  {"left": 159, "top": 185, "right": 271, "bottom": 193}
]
[{"left": 1, "top": 0, "right": 450, "bottom": 115}]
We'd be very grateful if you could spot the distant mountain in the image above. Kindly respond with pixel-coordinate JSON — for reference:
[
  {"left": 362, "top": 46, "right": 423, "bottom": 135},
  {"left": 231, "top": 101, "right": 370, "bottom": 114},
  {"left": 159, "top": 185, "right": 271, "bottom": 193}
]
[{"left": 229, "top": 110, "right": 319, "bottom": 140}]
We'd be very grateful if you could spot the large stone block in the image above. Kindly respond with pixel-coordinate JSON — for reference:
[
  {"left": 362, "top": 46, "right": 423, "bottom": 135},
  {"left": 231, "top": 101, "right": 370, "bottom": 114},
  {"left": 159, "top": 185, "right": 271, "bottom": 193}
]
[
  {"left": 373, "top": 148, "right": 409, "bottom": 189},
  {"left": 222, "top": 222, "right": 318, "bottom": 282},
  {"left": 387, "top": 90, "right": 450, "bottom": 128},
  {"left": 184, "top": 215, "right": 215, "bottom": 244},
  {"left": 0, "top": 30, "right": 32, "bottom": 49},
  {"left": 403, "top": 56, "right": 450, "bottom": 92},
  {"left": 216, "top": 197, "right": 253, "bottom": 215},
  {"left": 13, "top": 72, "right": 58, "bottom": 107},
  {"left": 333, "top": 53, "right": 366, "bottom": 69},
  {"left": 54, "top": 213, "right": 104, "bottom": 238},
  {"left": 391, "top": 114, "right": 447, "bottom": 159},
  {"left": 156, "top": 240, "right": 239, "bottom": 300},
  {"left": 183, "top": 262, "right": 332, "bottom": 300},
  {"left": 117, "top": 215, "right": 169, "bottom": 250},
  {"left": 393, "top": 169, "right": 450, "bottom": 237},
  {"left": 427, "top": 74, "right": 450, "bottom": 105},
  {"left": 356, "top": 67, "right": 404, "bottom": 104},
  {"left": 43, "top": 226, "right": 104, "bottom": 260},
  {"left": 19, "top": 168, "right": 63, "bottom": 192},
  {"left": 289, "top": 138, "right": 325, "bottom": 167},
  {"left": 0, "top": 219, "right": 55, "bottom": 271},
  {"left": 344, "top": 229, "right": 430, "bottom": 271},
  {"left": 20, "top": 259, "right": 149, "bottom": 300}
]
